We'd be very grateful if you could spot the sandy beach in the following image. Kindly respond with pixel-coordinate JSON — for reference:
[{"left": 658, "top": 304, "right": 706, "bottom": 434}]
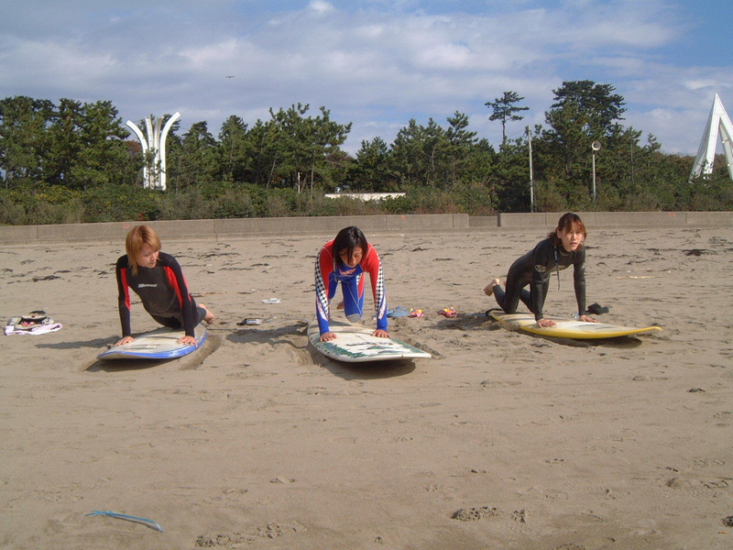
[{"left": 1, "top": 225, "right": 731, "bottom": 549}]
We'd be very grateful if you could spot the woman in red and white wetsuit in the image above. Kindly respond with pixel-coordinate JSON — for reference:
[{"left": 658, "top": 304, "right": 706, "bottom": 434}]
[{"left": 315, "top": 226, "right": 388, "bottom": 342}]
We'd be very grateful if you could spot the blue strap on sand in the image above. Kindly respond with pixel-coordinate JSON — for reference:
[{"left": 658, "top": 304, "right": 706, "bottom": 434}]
[
  {"left": 387, "top": 306, "right": 410, "bottom": 318},
  {"left": 86, "top": 510, "right": 163, "bottom": 532}
]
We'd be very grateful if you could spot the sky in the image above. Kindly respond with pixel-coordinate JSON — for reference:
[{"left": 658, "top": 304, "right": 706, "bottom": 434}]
[{"left": 1, "top": 0, "right": 731, "bottom": 156}]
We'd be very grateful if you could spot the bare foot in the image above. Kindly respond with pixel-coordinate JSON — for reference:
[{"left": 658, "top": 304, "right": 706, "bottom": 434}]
[
  {"left": 200, "top": 304, "right": 216, "bottom": 324},
  {"left": 483, "top": 278, "right": 501, "bottom": 296},
  {"left": 336, "top": 301, "right": 344, "bottom": 310}
]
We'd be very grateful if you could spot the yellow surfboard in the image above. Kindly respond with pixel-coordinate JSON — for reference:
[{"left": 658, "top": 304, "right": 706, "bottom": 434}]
[{"left": 490, "top": 310, "right": 661, "bottom": 339}]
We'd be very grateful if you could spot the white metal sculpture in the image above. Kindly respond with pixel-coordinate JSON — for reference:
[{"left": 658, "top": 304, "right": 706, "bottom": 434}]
[
  {"left": 126, "top": 112, "right": 181, "bottom": 190},
  {"left": 689, "top": 94, "right": 733, "bottom": 182}
]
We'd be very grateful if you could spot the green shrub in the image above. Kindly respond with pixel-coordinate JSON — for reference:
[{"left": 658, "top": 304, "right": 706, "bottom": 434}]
[
  {"left": 79, "top": 186, "right": 160, "bottom": 222},
  {"left": 0, "top": 176, "right": 729, "bottom": 226},
  {"left": 0, "top": 193, "right": 29, "bottom": 225}
]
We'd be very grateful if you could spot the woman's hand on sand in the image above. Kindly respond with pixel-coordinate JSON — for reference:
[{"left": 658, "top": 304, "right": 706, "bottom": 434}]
[
  {"left": 320, "top": 332, "right": 337, "bottom": 342},
  {"left": 178, "top": 335, "right": 198, "bottom": 346},
  {"left": 114, "top": 336, "right": 134, "bottom": 346},
  {"left": 537, "top": 318, "right": 556, "bottom": 328},
  {"left": 579, "top": 315, "right": 597, "bottom": 323},
  {"left": 373, "top": 329, "right": 390, "bottom": 338}
]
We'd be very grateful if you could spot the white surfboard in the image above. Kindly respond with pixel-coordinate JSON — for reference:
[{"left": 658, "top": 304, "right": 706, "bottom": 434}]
[
  {"left": 308, "top": 319, "right": 431, "bottom": 363},
  {"left": 490, "top": 310, "right": 661, "bottom": 339},
  {"left": 98, "top": 325, "right": 208, "bottom": 360}
]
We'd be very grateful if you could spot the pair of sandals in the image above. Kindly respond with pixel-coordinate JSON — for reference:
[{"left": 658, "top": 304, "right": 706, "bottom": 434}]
[
  {"left": 437, "top": 307, "right": 458, "bottom": 318},
  {"left": 20, "top": 310, "right": 49, "bottom": 326}
]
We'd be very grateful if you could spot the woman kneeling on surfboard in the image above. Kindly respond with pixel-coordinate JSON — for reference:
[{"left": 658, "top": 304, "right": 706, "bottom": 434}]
[
  {"left": 114, "top": 225, "right": 215, "bottom": 347},
  {"left": 484, "top": 213, "right": 596, "bottom": 328},
  {"left": 315, "top": 226, "right": 389, "bottom": 342}
]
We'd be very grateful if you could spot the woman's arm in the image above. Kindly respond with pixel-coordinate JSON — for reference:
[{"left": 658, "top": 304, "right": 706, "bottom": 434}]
[
  {"left": 315, "top": 245, "right": 334, "bottom": 337},
  {"left": 573, "top": 248, "right": 587, "bottom": 317},
  {"left": 362, "top": 246, "right": 388, "bottom": 333},
  {"left": 115, "top": 256, "right": 133, "bottom": 339},
  {"left": 161, "top": 253, "right": 198, "bottom": 337}
]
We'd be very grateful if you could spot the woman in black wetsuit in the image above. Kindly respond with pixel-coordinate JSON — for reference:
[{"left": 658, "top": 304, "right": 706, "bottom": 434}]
[
  {"left": 114, "top": 225, "right": 215, "bottom": 347},
  {"left": 484, "top": 213, "right": 596, "bottom": 328}
]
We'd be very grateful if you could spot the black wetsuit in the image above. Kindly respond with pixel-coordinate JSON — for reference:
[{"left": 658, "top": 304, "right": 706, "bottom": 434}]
[
  {"left": 493, "top": 237, "right": 587, "bottom": 321},
  {"left": 115, "top": 252, "right": 204, "bottom": 338}
]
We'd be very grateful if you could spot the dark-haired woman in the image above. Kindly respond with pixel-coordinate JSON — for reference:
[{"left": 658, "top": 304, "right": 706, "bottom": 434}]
[
  {"left": 484, "top": 213, "right": 596, "bottom": 328},
  {"left": 315, "top": 226, "right": 388, "bottom": 342}
]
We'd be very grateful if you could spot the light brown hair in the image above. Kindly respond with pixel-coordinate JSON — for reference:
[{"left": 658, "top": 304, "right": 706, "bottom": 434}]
[{"left": 125, "top": 225, "right": 161, "bottom": 275}]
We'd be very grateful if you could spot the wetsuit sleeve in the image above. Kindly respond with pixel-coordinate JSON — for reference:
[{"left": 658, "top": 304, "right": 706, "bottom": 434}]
[
  {"left": 160, "top": 253, "right": 198, "bottom": 337},
  {"left": 530, "top": 241, "right": 553, "bottom": 321},
  {"left": 573, "top": 248, "right": 587, "bottom": 316},
  {"left": 362, "top": 246, "right": 388, "bottom": 331},
  {"left": 115, "top": 256, "right": 133, "bottom": 337},
  {"left": 315, "top": 245, "right": 333, "bottom": 334}
]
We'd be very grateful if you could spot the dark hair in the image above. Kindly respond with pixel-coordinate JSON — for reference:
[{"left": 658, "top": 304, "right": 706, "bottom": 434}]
[
  {"left": 333, "top": 226, "right": 368, "bottom": 267},
  {"left": 547, "top": 213, "right": 588, "bottom": 245}
]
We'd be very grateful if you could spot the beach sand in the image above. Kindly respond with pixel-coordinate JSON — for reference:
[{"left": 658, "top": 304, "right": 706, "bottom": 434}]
[{"left": 1, "top": 226, "right": 731, "bottom": 549}]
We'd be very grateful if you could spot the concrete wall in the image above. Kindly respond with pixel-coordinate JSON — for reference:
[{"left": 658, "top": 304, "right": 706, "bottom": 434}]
[
  {"left": 1, "top": 211, "right": 731, "bottom": 245},
  {"left": 496, "top": 211, "right": 733, "bottom": 229},
  {"left": 0, "top": 214, "right": 470, "bottom": 245},
  {"left": 468, "top": 216, "right": 499, "bottom": 228}
]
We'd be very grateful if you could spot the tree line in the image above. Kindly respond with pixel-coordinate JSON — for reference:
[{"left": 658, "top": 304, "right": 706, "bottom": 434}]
[{"left": 1, "top": 81, "right": 731, "bottom": 225}]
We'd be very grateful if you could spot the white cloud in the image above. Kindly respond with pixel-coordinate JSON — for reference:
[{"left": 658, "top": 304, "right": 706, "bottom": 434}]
[
  {"left": 308, "top": 0, "right": 335, "bottom": 15},
  {"left": 0, "top": 0, "right": 727, "bottom": 155},
  {"left": 1, "top": 37, "right": 119, "bottom": 91}
]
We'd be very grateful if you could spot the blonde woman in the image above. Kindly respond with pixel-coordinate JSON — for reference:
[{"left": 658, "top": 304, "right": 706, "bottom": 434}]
[{"left": 114, "top": 225, "right": 214, "bottom": 346}]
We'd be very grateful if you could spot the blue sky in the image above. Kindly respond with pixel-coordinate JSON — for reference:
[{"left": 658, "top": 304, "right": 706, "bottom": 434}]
[{"left": 1, "top": 0, "right": 731, "bottom": 156}]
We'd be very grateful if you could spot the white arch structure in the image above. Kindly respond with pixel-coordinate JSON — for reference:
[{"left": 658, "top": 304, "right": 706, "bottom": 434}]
[
  {"left": 126, "top": 112, "right": 181, "bottom": 190},
  {"left": 689, "top": 94, "right": 733, "bottom": 182}
]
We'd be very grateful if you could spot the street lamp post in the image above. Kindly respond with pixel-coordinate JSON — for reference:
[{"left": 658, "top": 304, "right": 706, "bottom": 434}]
[
  {"left": 591, "top": 141, "right": 601, "bottom": 201},
  {"left": 527, "top": 126, "right": 534, "bottom": 212}
]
